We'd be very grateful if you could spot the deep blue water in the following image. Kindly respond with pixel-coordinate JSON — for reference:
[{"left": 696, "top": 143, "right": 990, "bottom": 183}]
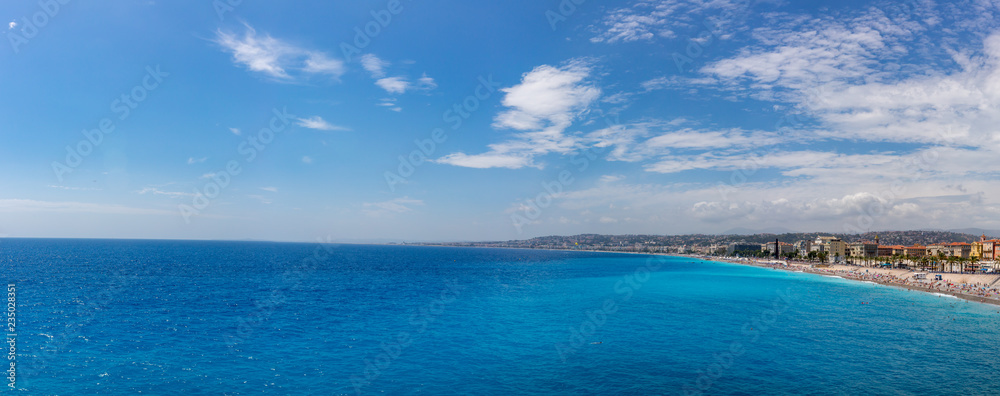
[{"left": 3, "top": 239, "right": 1000, "bottom": 395}]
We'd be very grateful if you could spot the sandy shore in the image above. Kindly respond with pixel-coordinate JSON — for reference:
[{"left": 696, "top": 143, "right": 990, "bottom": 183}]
[{"left": 697, "top": 255, "right": 1000, "bottom": 307}]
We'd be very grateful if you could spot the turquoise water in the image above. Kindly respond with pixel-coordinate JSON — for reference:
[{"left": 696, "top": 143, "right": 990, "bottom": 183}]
[{"left": 3, "top": 239, "right": 1000, "bottom": 394}]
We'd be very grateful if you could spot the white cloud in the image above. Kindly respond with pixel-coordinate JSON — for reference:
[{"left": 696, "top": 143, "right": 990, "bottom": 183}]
[
  {"left": 701, "top": 24, "right": 892, "bottom": 94},
  {"left": 187, "top": 157, "right": 207, "bottom": 165},
  {"left": 302, "top": 156, "right": 313, "bottom": 164},
  {"left": 259, "top": 187, "right": 278, "bottom": 192},
  {"left": 214, "top": 23, "right": 345, "bottom": 81},
  {"left": 229, "top": 127, "right": 241, "bottom": 135},
  {"left": 8, "top": 21, "right": 16, "bottom": 30},
  {"left": 296, "top": 116, "right": 349, "bottom": 131},
  {"left": 437, "top": 60, "right": 600, "bottom": 169},
  {"left": 435, "top": 152, "right": 536, "bottom": 169},
  {"left": 494, "top": 61, "right": 600, "bottom": 131},
  {"left": 375, "top": 77, "right": 410, "bottom": 94},
  {"left": 362, "top": 197, "right": 424, "bottom": 217},
  {"left": 360, "top": 54, "right": 388, "bottom": 78}
]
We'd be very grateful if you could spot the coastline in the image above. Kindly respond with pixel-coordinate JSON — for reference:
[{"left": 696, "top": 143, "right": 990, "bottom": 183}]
[
  {"left": 412, "top": 245, "right": 1000, "bottom": 307},
  {"left": 695, "top": 255, "right": 1000, "bottom": 307}
]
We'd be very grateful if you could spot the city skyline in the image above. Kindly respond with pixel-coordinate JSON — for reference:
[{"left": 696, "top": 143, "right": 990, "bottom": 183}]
[{"left": 3, "top": 0, "right": 1000, "bottom": 242}]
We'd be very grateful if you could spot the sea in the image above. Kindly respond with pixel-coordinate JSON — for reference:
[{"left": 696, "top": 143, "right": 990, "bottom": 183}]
[{"left": 4, "top": 238, "right": 1000, "bottom": 395}]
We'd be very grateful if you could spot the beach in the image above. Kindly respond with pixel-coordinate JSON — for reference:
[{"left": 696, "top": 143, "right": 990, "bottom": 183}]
[{"left": 703, "top": 256, "right": 1000, "bottom": 306}]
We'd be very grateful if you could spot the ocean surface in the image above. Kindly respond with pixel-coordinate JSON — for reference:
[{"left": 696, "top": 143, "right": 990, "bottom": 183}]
[{"left": 4, "top": 239, "right": 1000, "bottom": 395}]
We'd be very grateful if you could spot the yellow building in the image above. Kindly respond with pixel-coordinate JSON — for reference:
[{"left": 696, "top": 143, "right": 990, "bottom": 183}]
[{"left": 972, "top": 242, "right": 983, "bottom": 259}]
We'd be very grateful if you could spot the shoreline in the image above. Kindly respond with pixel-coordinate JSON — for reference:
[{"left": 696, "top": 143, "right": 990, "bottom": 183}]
[
  {"left": 697, "top": 255, "right": 1000, "bottom": 307},
  {"left": 412, "top": 245, "right": 1000, "bottom": 307}
]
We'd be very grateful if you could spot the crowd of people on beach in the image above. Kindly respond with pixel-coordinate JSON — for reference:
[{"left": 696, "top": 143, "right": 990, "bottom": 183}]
[{"left": 716, "top": 256, "right": 1000, "bottom": 302}]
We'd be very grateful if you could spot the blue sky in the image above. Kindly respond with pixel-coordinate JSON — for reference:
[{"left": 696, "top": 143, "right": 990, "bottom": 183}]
[{"left": 2, "top": 0, "right": 1000, "bottom": 242}]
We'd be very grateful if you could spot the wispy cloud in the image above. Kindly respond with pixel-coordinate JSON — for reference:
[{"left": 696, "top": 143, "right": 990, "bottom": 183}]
[
  {"left": 259, "top": 186, "right": 278, "bottom": 192},
  {"left": 360, "top": 54, "right": 435, "bottom": 96},
  {"left": 590, "top": 0, "right": 751, "bottom": 44},
  {"left": 0, "top": 199, "right": 176, "bottom": 216},
  {"left": 187, "top": 157, "right": 207, "bottom": 165},
  {"left": 362, "top": 197, "right": 424, "bottom": 217},
  {"left": 214, "top": 23, "right": 345, "bottom": 81},
  {"left": 417, "top": 73, "right": 437, "bottom": 90},
  {"left": 301, "top": 156, "right": 313, "bottom": 164},
  {"left": 47, "top": 185, "right": 101, "bottom": 191},
  {"left": 248, "top": 194, "right": 273, "bottom": 204},
  {"left": 360, "top": 54, "right": 388, "bottom": 78},
  {"left": 135, "top": 187, "right": 195, "bottom": 198},
  {"left": 229, "top": 127, "right": 241, "bottom": 135},
  {"left": 296, "top": 116, "right": 349, "bottom": 131}
]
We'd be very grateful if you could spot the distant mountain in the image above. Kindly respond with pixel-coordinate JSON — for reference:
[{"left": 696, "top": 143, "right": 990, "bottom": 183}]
[
  {"left": 428, "top": 230, "right": 989, "bottom": 252},
  {"left": 948, "top": 228, "right": 1000, "bottom": 239},
  {"left": 721, "top": 226, "right": 798, "bottom": 235}
]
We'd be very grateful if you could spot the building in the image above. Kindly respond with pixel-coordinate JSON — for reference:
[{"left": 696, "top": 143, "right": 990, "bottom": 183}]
[
  {"left": 727, "top": 243, "right": 763, "bottom": 255},
  {"left": 948, "top": 242, "right": 972, "bottom": 258},
  {"left": 876, "top": 245, "right": 896, "bottom": 257},
  {"left": 983, "top": 239, "right": 1000, "bottom": 261},
  {"left": 974, "top": 235, "right": 1000, "bottom": 261},
  {"left": 903, "top": 245, "right": 926, "bottom": 258},
  {"left": 849, "top": 241, "right": 878, "bottom": 258},
  {"left": 813, "top": 236, "right": 846, "bottom": 262},
  {"left": 926, "top": 243, "right": 948, "bottom": 257},
  {"left": 926, "top": 242, "right": 973, "bottom": 258},
  {"left": 794, "top": 240, "right": 812, "bottom": 254},
  {"left": 763, "top": 241, "right": 795, "bottom": 255}
]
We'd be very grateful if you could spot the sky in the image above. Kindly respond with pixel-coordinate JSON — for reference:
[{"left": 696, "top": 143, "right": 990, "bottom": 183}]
[{"left": 2, "top": 0, "right": 1000, "bottom": 242}]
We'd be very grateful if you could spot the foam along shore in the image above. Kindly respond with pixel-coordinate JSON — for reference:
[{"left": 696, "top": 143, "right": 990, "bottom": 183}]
[{"left": 704, "top": 256, "right": 1000, "bottom": 307}]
